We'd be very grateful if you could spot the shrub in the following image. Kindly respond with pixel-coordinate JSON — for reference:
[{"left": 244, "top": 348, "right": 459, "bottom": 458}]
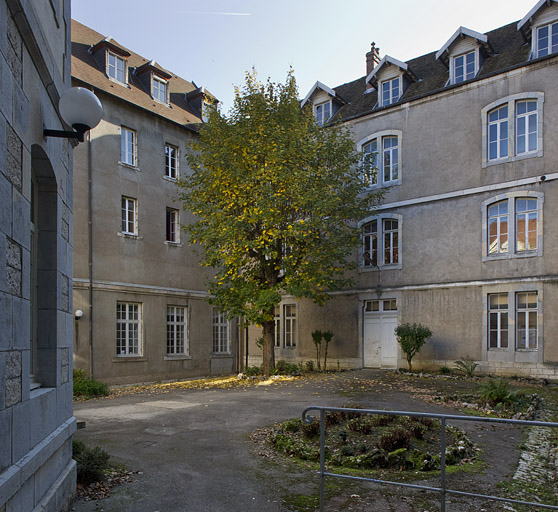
[
  {"left": 73, "top": 440, "right": 110, "bottom": 485},
  {"left": 73, "top": 371, "right": 109, "bottom": 399},
  {"left": 438, "top": 366, "right": 452, "bottom": 375},
  {"left": 311, "top": 330, "right": 322, "bottom": 371},
  {"left": 371, "top": 414, "right": 397, "bottom": 427},
  {"left": 322, "top": 330, "right": 334, "bottom": 371},
  {"left": 454, "top": 357, "right": 479, "bottom": 378},
  {"left": 479, "top": 379, "right": 525, "bottom": 406},
  {"left": 394, "top": 323, "right": 433, "bottom": 372},
  {"left": 378, "top": 426, "right": 411, "bottom": 452},
  {"left": 305, "top": 360, "right": 314, "bottom": 372},
  {"left": 301, "top": 419, "right": 320, "bottom": 439},
  {"left": 347, "top": 417, "right": 374, "bottom": 435},
  {"left": 274, "top": 360, "right": 300, "bottom": 376},
  {"left": 244, "top": 365, "right": 262, "bottom": 377}
]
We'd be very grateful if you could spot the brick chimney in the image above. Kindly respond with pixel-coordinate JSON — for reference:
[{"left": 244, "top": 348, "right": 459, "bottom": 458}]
[{"left": 366, "top": 42, "right": 381, "bottom": 89}]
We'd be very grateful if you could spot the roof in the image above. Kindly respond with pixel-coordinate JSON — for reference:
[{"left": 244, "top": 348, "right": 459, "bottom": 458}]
[
  {"left": 325, "top": 20, "right": 537, "bottom": 123},
  {"left": 71, "top": 19, "right": 211, "bottom": 131},
  {"left": 518, "top": 0, "right": 557, "bottom": 30},
  {"left": 435, "top": 26, "right": 489, "bottom": 60},
  {"left": 300, "top": 81, "right": 342, "bottom": 108}
]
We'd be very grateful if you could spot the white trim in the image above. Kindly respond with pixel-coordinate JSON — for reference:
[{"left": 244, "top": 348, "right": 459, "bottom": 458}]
[
  {"left": 374, "top": 173, "right": 558, "bottom": 211},
  {"left": 73, "top": 278, "right": 210, "bottom": 298},
  {"left": 518, "top": 0, "right": 554, "bottom": 30},
  {"left": 366, "top": 55, "right": 408, "bottom": 85},
  {"left": 300, "top": 81, "right": 336, "bottom": 108},
  {"left": 436, "top": 26, "right": 488, "bottom": 60}
]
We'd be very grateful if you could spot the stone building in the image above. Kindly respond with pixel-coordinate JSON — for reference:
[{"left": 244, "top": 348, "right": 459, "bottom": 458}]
[
  {"left": 1, "top": 0, "right": 77, "bottom": 510},
  {"left": 71, "top": 20, "right": 237, "bottom": 385},
  {"left": 249, "top": 0, "right": 558, "bottom": 378}
]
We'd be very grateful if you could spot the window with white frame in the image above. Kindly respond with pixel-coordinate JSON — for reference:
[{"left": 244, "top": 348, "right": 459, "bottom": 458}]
[
  {"left": 116, "top": 302, "right": 141, "bottom": 356},
  {"left": 365, "top": 299, "right": 397, "bottom": 312},
  {"left": 213, "top": 309, "right": 230, "bottom": 353},
  {"left": 359, "top": 131, "right": 401, "bottom": 188},
  {"left": 452, "top": 51, "right": 476, "bottom": 84},
  {"left": 121, "top": 127, "right": 136, "bottom": 166},
  {"left": 516, "top": 292, "right": 538, "bottom": 350},
  {"left": 536, "top": 21, "right": 558, "bottom": 58},
  {"left": 380, "top": 77, "right": 400, "bottom": 106},
  {"left": 121, "top": 196, "right": 137, "bottom": 235},
  {"left": 108, "top": 52, "right": 126, "bottom": 83},
  {"left": 166, "top": 208, "right": 179, "bottom": 243},
  {"left": 283, "top": 304, "right": 297, "bottom": 348},
  {"left": 167, "top": 306, "right": 187, "bottom": 355},
  {"left": 482, "top": 94, "right": 543, "bottom": 166},
  {"left": 165, "top": 143, "right": 178, "bottom": 179},
  {"left": 153, "top": 76, "right": 167, "bottom": 103},
  {"left": 362, "top": 216, "right": 400, "bottom": 268},
  {"left": 315, "top": 101, "right": 331, "bottom": 126},
  {"left": 488, "top": 293, "right": 508, "bottom": 349},
  {"left": 483, "top": 193, "right": 542, "bottom": 260}
]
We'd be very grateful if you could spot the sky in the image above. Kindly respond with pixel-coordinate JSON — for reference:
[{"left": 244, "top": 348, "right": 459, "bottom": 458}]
[{"left": 71, "top": 0, "right": 533, "bottom": 113}]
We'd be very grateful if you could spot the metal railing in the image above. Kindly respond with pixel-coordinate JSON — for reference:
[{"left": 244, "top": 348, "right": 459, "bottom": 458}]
[{"left": 301, "top": 406, "right": 558, "bottom": 512}]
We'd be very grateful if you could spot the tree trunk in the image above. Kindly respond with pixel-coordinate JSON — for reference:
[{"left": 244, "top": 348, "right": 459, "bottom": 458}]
[{"left": 262, "top": 319, "right": 275, "bottom": 377}]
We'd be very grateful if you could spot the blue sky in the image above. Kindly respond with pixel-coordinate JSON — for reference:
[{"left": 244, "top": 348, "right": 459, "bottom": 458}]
[{"left": 72, "top": 0, "right": 532, "bottom": 113}]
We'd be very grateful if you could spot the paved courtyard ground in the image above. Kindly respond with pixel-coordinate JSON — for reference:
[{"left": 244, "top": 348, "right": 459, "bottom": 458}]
[{"left": 70, "top": 370, "right": 557, "bottom": 512}]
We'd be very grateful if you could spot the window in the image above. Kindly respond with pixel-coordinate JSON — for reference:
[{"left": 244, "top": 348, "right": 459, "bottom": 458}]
[
  {"left": 362, "top": 140, "right": 378, "bottom": 186},
  {"left": 108, "top": 52, "right": 126, "bottom": 83},
  {"left": 516, "top": 292, "right": 537, "bottom": 349},
  {"left": 315, "top": 102, "right": 331, "bottom": 126},
  {"left": 165, "top": 144, "right": 178, "bottom": 179},
  {"left": 167, "top": 306, "right": 187, "bottom": 355},
  {"left": 488, "top": 293, "right": 508, "bottom": 349},
  {"left": 153, "top": 76, "right": 167, "bottom": 103},
  {"left": 515, "top": 101, "right": 538, "bottom": 155},
  {"left": 382, "top": 136, "right": 399, "bottom": 184},
  {"left": 365, "top": 299, "right": 397, "bottom": 312},
  {"left": 166, "top": 208, "right": 179, "bottom": 243},
  {"left": 358, "top": 131, "right": 402, "bottom": 188},
  {"left": 380, "top": 77, "right": 400, "bottom": 106},
  {"left": 116, "top": 303, "right": 141, "bottom": 356},
  {"left": 452, "top": 51, "right": 476, "bottom": 84},
  {"left": 121, "top": 127, "right": 136, "bottom": 166},
  {"left": 536, "top": 21, "right": 558, "bottom": 57},
  {"left": 482, "top": 94, "right": 543, "bottom": 167},
  {"left": 274, "top": 306, "right": 281, "bottom": 348},
  {"left": 483, "top": 193, "right": 542, "bottom": 260},
  {"left": 213, "top": 309, "right": 230, "bottom": 353},
  {"left": 362, "top": 216, "right": 401, "bottom": 268},
  {"left": 283, "top": 304, "right": 297, "bottom": 348},
  {"left": 487, "top": 105, "right": 508, "bottom": 161},
  {"left": 121, "top": 197, "right": 137, "bottom": 235}
]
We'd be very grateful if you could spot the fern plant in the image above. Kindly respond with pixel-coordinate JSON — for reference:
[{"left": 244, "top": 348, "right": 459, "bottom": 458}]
[{"left": 453, "top": 357, "right": 479, "bottom": 378}]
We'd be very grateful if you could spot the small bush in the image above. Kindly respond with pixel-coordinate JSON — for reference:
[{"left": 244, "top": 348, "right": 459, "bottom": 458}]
[
  {"left": 274, "top": 360, "right": 300, "bottom": 376},
  {"left": 395, "top": 323, "right": 433, "bottom": 372},
  {"left": 283, "top": 419, "right": 301, "bottom": 433},
  {"left": 301, "top": 420, "right": 320, "bottom": 439},
  {"left": 371, "top": 414, "right": 397, "bottom": 427},
  {"left": 479, "top": 379, "right": 525, "bottom": 406},
  {"left": 378, "top": 426, "right": 411, "bottom": 452},
  {"left": 347, "top": 417, "right": 374, "bottom": 435},
  {"left": 244, "top": 365, "right": 262, "bottom": 377},
  {"left": 73, "top": 371, "right": 109, "bottom": 399},
  {"left": 438, "top": 366, "right": 452, "bottom": 375},
  {"left": 454, "top": 357, "right": 479, "bottom": 378},
  {"left": 73, "top": 440, "right": 110, "bottom": 485}
]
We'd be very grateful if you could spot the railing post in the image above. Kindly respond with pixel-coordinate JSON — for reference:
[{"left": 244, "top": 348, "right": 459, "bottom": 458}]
[
  {"left": 320, "top": 409, "right": 325, "bottom": 512},
  {"left": 440, "top": 417, "right": 446, "bottom": 512}
]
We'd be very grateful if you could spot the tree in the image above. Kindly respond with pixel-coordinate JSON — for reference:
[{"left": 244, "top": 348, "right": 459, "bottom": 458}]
[
  {"left": 180, "top": 70, "right": 382, "bottom": 376},
  {"left": 395, "top": 323, "right": 433, "bottom": 372}
]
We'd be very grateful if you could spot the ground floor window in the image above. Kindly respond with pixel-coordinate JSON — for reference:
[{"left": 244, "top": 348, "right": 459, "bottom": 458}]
[
  {"left": 516, "top": 292, "right": 537, "bottom": 349},
  {"left": 488, "top": 293, "right": 508, "bottom": 348},
  {"left": 117, "top": 302, "right": 142, "bottom": 355},
  {"left": 283, "top": 305, "right": 297, "bottom": 348},
  {"left": 213, "top": 309, "right": 230, "bottom": 353},
  {"left": 167, "top": 306, "right": 187, "bottom": 355}
]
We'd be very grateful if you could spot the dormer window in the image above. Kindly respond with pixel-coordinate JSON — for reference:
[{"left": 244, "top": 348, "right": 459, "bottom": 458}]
[
  {"left": 108, "top": 52, "right": 126, "bottom": 83},
  {"left": 381, "top": 77, "right": 400, "bottom": 106},
  {"left": 536, "top": 21, "right": 558, "bottom": 57},
  {"left": 315, "top": 101, "right": 331, "bottom": 126},
  {"left": 153, "top": 76, "right": 167, "bottom": 103},
  {"left": 452, "top": 51, "right": 476, "bottom": 84}
]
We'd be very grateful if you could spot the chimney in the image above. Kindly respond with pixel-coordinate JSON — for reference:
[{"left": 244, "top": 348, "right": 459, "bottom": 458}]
[{"left": 366, "top": 42, "right": 381, "bottom": 89}]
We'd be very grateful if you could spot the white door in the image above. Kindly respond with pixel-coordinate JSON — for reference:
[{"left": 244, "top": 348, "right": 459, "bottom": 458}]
[{"left": 363, "top": 299, "right": 398, "bottom": 368}]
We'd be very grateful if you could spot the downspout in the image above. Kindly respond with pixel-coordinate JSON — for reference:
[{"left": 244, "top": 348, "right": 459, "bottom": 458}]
[{"left": 87, "top": 130, "right": 94, "bottom": 379}]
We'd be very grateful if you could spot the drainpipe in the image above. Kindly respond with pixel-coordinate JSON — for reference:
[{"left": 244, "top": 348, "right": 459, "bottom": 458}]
[{"left": 87, "top": 130, "right": 94, "bottom": 379}]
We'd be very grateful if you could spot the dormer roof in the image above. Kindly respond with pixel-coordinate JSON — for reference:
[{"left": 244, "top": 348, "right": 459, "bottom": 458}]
[
  {"left": 365, "top": 55, "right": 418, "bottom": 88},
  {"left": 89, "top": 36, "right": 131, "bottom": 57},
  {"left": 134, "top": 60, "right": 172, "bottom": 80},
  {"left": 435, "top": 26, "right": 493, "bottom": 64},
  {"left": 300, "top": 81, "right": 347, "bottom": 108},
  {"left": 518, "top": 0, "right": 557, "bottom": 31}
]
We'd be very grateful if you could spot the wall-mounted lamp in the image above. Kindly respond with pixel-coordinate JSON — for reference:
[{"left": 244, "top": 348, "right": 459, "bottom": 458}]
[
  {"left": 44, "top": 87, "right": 103, "bottom": 143},
  {"left": 75, "top": 309, "right": 84, "bottom": 321}
]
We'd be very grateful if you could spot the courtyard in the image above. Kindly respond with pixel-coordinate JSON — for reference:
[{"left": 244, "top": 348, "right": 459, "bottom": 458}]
[{"left": 70, "top": 370, "right": 557, "bottom": 511}]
